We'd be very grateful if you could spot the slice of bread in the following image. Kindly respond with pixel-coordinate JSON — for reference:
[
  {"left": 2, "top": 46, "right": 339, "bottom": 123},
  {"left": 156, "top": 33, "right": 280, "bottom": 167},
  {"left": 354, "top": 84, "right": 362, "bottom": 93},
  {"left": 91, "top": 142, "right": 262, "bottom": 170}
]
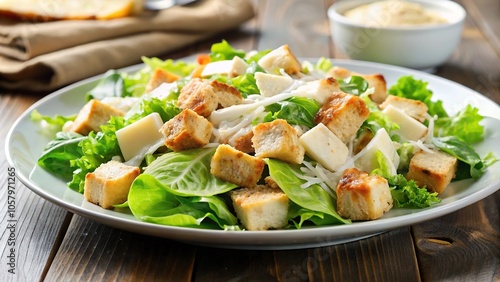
[{"left": 0, "top": 0, "right": 136, "bottom": 21}]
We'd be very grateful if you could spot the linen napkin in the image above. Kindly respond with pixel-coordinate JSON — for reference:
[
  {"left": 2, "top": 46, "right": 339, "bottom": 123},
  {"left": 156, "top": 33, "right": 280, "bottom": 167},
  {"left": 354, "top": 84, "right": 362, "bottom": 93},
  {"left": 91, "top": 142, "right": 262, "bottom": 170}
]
[{"left": 0, "top": 0, "right": 255, "bottom": 91}]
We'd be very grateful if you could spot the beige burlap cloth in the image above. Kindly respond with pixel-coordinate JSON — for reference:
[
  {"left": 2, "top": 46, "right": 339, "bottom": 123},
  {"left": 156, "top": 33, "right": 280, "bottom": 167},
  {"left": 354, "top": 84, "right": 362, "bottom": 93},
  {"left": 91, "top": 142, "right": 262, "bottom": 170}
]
[{"left": 0, "top": 0, "right": 255, "bottom": 91}]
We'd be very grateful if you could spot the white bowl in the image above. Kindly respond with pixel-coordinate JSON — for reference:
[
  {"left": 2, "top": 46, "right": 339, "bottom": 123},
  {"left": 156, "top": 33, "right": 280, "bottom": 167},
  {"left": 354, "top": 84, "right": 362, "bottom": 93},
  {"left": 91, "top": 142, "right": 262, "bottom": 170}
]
[{"left": 328, "top": 0, "right": 466, "bottom": 70}]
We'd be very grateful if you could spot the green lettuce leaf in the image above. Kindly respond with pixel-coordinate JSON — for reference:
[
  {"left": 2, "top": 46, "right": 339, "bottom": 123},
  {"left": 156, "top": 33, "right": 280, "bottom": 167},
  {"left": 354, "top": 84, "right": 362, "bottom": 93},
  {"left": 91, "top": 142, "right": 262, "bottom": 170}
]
[
  {"left": 128, "top": 174, "right": 239, "bottom": 229},
  {"left": 263, "top": 96, "right": 320, "bottom": 128},
  {"left": 389, "top": 76, "right": 448, "bottom": 118},
  {"left": 209, "top": 40, "right": 246, "bottom": 62},
  {"left": 360, "top": 93, "right": 400, "bottom": 138},
  {"left": 387, "top": 174, "right": 441, "bottom": 208},
  {"left": 69, "top": 116, "right": 127, "bottom": 192},
  {"left": 37, "top": 132, "right": 85, "bottom": 179},
  {"left": 432, "top": 136, "right": 498, "bottom": 180},
  {"left": 338, "top": 76, "right": 369, "bottom": 95},
  {"left": 144, "top": 147, "right": 238, "bottom": 196},
  {"left": 266, "top": 159, "right": 350, "bottom": 225},
  {"left": 434, "top": 105, "right": 484, "bottom": 144},
  {"left": 31, "top": 109, "right": 76, "bottom": 135},
  {"left": 86, "top": 70, "right": 125, "bottom": 101}
]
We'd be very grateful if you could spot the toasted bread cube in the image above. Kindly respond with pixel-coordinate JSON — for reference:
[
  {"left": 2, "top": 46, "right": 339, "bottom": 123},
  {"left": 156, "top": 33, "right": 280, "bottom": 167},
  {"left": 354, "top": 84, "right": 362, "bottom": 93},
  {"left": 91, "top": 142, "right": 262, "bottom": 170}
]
[
  {"left": 327, "top": 67, "right": 387, "bottom": 103},
  {"left": 379, "top": 95, "right": 429, "bottom": 122},
  {"left": 315, "top": 92, "right": 370, "bottom": 143},
  {"left": 258, "top": 44, "right": 302, "bottom": 75},
  {"left": 407, "top": 149, "right": 457, "bottom": 193},
  {"left": 252, "top": 119, "right": 305, "bottom": 164},
  {"left": 209, "top": 80, "right": 244, "bottom": 108},
  {"left": 70, "top": 99, "right": 124, "bottom": 135},
  {"left": 84, "top": 160, "right": 140, "bottom": 209},
  {"left": 362, "top": 74, "right": 387, "bottom": 104},
  {"left": 230, "top": 183, "right": 289, "bottom": 230},
  {"left": 145, "top": 68, "right": 180, "bottom": 93},
  {"left": 233, "top": 130, "right": 255, "bottom": 154},
  {"left": 160, "top": 109, "right": 213, "bottom": 152},
  {"left": 177, "top": 78, "right": 218, "bottom": 117},
  {"left": 210, "top": 144, "right": 265, "bottom": 187},
  {"left": 336, "top": 167, "right": 393, "bottom": 221}
]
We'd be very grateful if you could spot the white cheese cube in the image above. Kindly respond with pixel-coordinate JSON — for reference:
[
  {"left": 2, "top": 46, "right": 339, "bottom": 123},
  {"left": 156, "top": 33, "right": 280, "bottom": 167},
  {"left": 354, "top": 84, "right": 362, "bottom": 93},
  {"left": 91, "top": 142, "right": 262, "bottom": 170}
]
[
  {"left": 201, "top": 56, "right": 248, "bottom": 78},
  {"left": 255, "top": 72, "right": 294, "bottom": 97},
  {"left": 116, "top": 112, "right": 165, "bottom": 162},
  {"left": 354, "top": 128, "right": 400, "bottom": 175},
  {"left": 291, "top": 77, "right": 340, "bottom": 105},
  {"left": 382, "top": 104, "right": 427, "bottom": 141},
  {"left": 299, "top": 123, "right": 348, "bottom": 171}
]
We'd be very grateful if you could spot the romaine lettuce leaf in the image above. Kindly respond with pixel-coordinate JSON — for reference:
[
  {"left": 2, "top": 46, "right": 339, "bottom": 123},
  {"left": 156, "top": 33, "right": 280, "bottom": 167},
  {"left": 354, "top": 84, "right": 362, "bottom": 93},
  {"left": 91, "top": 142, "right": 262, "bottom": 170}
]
[
  {"left": 432, "top": 136, "right": 498, "bottom": 179},
  {"left": 338, "top": 75, "right": 369, "bottom": 95},
  {"left": 266, "top": 159, "right": 350, "bottom": 225},
  {"left": 37, "top": 131, "right": 85, "bottom": 179},
  {"left": 263, "top": 96, "right": 320, "bottom": 128},
  {"left": 86, "top": 70, "right": 125, "bottom": 101},
  {"left": 144, "top": 147, "right": 238, "bottom": 196},
  {"left": 128, "top": 174, "right": 239, "bottom": 229}
]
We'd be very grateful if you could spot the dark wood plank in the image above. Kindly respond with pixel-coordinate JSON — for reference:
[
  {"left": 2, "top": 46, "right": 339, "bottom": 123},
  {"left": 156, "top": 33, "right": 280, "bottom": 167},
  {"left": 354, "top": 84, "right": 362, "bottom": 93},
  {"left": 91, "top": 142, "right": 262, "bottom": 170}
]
[
  {"left": 193, "top": 247, "right": 278, "bottom": 281},
  {"left": 192, "top": 228, "right": 420, "bottom": 282},
  {"left": 435, "top": 0, "right": 500, "bottom": 105},
  {"left": 412, "top": 191, "right": 500, "bottom": 281},
  {"left": 461, "top": 0, "right": 500, "bottom": 57},
  {"left": 411, "top": 1, "right": 500, "bottom": 279},
  {"left": 271, "top": 228, "right": 420, "bottom": 282},
  {"left": 44, "top": 215, "right": 196, "bottom": 281},
  {"left": 0, "top": 94, "right": 71, "bottom": 282}
]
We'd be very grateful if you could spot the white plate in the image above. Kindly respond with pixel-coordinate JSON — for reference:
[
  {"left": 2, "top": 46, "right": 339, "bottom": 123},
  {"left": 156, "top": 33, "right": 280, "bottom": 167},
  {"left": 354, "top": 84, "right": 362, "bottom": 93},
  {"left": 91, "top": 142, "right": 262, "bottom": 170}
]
[{"left": 6, "top": 59, "right": 500, "bottom": 250}]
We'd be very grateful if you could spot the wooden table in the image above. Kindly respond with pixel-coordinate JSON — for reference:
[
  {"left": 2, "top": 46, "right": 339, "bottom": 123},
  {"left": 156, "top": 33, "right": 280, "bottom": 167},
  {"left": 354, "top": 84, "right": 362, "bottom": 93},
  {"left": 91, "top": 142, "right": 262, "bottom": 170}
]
[{"left": 1, "top": 0, "right": 499, "bottom": 281}]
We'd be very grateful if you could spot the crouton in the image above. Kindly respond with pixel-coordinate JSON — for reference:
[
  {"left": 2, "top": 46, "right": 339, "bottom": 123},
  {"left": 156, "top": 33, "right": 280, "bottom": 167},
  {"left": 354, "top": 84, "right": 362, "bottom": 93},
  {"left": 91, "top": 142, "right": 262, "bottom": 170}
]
[
  {"left": 336, "top": 167, "right": 393, "bottom": 221},
  {"left": 407, "top": 149, "right": 458, "bottom": 193},
  {"left": 210, "top": 144, "right": 265, "bottom": 188},
  {"left": 314, "top": 92, "right": 370, "bottom": 143},
  {"left": 84, "top": 160, "right": 140, "bottom": 209},
  {"left": 160, "top": 109, "right": 213, "bottom": 152},
  {"left": 362, "top": 74, "right": 387, "bottom": 104},
  {"left": 209, "top": 80, "right": 244, "bottom": 108},
  {"left": 145, "top": 68, "right": 180, "bottom": 93},
  {"left": 353, "top": 129, "right": 374, "bottom": 155},
  {"left": 233, "top": 130, "right": 255, "bottom": 154},
  {"left": 258, "top": 44, "right": 302, "bottom": 75},
  {"left": 177, "top": 78, "right": 218, "bottom": 117},
  {"left": 327, "top": 66, "right": 387, "bottom": 103},
  {"left": 70, "top": 99, "right": 124, "bottom": 135},
  {"left": 379, "top": 95, "right": 429, "bottom": 122},
  {"left": 252, "top": 119, "right": 305, "bottom": 164},
  {"left": 230, "top": 183, "right": 289, "bottom": 230}
]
